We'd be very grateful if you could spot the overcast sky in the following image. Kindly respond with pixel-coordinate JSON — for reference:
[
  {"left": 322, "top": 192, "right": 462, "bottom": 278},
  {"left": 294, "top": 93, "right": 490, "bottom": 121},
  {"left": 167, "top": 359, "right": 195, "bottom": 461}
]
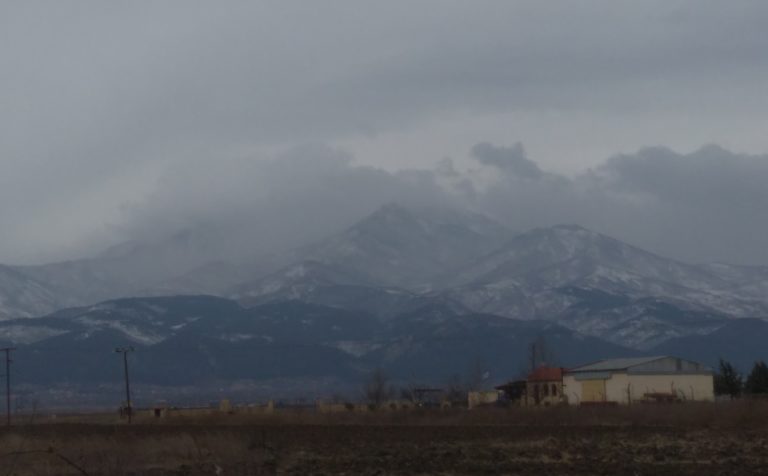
[{"left": 1, "top": 1, "right": 768, "bottom": 265}]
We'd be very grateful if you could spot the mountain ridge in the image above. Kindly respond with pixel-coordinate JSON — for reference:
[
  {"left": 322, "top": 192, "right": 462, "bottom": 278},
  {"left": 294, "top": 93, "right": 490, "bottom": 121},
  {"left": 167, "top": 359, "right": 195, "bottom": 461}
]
[
  {"left": 1, "top": 294, "right": 638, "bottom": 395},
  {"left": 0, "top": 203, "right": 767, "bottom": 373}
]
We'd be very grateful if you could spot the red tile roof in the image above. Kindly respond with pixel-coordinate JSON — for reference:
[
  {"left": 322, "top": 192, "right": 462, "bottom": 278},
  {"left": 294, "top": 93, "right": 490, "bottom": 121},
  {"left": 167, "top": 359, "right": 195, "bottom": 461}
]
[{"left": 527, "top": 367, "right": 563, "bottom": 382}]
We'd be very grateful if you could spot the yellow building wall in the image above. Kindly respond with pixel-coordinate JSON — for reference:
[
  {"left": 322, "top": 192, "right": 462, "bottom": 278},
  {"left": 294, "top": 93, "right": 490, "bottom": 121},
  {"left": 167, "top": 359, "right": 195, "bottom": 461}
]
[
  {"left": 581, "top": 379, "right": 606, "bottom": 402},
  {"left": 562, "top": 376, "right": 582, "bottom": 404}
]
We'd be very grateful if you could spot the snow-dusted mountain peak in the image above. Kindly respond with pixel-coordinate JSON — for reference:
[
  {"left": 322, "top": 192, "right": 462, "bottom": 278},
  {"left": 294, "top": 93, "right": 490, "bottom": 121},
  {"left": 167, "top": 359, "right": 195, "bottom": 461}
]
[{"left": 288, "top": 203, "right": 514, "bottom": 289}]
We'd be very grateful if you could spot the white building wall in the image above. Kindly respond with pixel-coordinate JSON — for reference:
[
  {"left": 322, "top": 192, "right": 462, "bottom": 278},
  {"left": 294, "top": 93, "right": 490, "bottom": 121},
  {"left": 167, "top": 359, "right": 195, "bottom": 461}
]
[
  {"left": 624, "top": 373, "right": 714, "bottom": 402},
  {"left": 562, "top": 375, "right": 583, "bottom": 405},
  {"left": 605, "top": 372, "right": 630, "bottom": 404},
  {"left": 563, "top": 372, "right": 714, "bottom": 405}
]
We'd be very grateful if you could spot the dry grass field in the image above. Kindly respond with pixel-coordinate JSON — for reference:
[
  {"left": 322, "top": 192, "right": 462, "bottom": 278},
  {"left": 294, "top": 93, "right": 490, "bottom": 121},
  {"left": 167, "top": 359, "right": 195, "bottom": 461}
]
[{"left": 2, "top": 401, "right": 768, "bottom": 475}]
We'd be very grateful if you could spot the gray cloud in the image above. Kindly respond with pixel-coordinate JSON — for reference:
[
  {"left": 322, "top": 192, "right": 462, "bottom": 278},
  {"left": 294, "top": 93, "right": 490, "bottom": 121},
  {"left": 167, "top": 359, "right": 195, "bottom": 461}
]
[
  {"left": 117, "top": 144, "right": 458, "bottom": 263},
  {"left": 1, "top": 1, "right": 768, "bottom": 264},
  {"left": 469, "top": 143, "right": 768, "bottom": 265},
  {"left": 595, "top": 145, "right": 768, "bottom": 209},
  {"left": 105, "top": 141, "right": 768, "bottom": 268},
  {"left": 471, "top": 142, "right": 543, "bottom": 179},
  {"left": 587, "top": 145, "right": 768, "bottom": 264}
]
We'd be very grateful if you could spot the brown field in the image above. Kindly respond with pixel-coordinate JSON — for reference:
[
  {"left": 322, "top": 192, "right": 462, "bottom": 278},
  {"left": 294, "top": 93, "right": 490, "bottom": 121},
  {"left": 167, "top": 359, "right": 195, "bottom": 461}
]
[{"left": 2, "top": 401, "right": 768, "bottom": 475}]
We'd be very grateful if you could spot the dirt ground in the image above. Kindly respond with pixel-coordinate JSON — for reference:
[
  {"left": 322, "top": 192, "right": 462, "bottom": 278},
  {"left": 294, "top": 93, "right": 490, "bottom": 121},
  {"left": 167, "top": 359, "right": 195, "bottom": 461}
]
[{"left": 2, "top": 406, "right": 768, "bottom": 475}]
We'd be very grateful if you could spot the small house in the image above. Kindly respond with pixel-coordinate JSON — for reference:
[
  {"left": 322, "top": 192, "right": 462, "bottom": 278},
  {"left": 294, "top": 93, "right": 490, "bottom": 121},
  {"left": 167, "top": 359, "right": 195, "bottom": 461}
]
[{"left": 525, "top": 367, "right": 564, "bottom": 406}]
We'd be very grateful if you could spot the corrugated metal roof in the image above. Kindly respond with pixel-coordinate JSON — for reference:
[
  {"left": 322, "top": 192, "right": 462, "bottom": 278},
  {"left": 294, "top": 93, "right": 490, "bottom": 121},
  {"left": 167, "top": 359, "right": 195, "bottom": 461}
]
[
  {"left": 567, "top": 356, "right": 668, "bottom": 372},
  {"left": 572, "top": 371, "right": 612, "bottom": 381}
]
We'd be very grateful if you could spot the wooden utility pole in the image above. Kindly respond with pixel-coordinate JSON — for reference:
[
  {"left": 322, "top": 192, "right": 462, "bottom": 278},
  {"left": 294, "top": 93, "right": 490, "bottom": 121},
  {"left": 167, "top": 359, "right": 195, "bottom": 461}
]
[
  {"left": 115, "top": 347, "right": 134, "bottom": 423},
  {"left": 1, "top": 348, "right": 15, "bottom": 426}
]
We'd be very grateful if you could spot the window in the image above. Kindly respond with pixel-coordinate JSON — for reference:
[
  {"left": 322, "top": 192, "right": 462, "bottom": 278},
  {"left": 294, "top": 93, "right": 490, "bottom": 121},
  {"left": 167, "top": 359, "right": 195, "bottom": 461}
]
[
  {"left": 542, "top": 383, "right": 549, "bottom": 396},
  {"left": 551, "top": 384, "right": 558, "bottom": 396}
]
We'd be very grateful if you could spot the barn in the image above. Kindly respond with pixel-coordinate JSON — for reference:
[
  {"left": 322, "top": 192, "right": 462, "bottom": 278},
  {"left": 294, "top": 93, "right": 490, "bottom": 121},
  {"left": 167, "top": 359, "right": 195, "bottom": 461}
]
[{"left": 562, "top": 356, "right": 714, "bottom": 405}]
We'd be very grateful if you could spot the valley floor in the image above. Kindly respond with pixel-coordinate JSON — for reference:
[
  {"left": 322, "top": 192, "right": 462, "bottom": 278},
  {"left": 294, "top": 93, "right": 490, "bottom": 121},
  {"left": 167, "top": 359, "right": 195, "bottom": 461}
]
[{"left": 2, "top": 402, "right": 768, "bottom": 475}]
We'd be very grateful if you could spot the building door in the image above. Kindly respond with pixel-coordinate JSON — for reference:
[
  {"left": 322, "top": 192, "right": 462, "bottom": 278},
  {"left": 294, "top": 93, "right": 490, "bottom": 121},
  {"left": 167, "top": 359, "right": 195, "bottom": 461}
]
[{"left": 581, "top": 379, "right": 606, "bottom": 402}]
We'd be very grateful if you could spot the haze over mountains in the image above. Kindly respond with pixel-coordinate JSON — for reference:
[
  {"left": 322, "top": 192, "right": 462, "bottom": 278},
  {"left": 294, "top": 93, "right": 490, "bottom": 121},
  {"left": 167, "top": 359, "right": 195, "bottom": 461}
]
[
  {"left": 4, "top": 2, "right": 768, "bottom": 412},
  {"left": 0, "top": 203, "right": 766, "bottom": 403}
]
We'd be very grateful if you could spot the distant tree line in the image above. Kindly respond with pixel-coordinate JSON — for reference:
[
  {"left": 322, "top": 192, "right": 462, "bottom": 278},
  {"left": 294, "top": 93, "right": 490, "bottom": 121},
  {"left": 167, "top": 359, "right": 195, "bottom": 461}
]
[
  {"left": 361, "top": 357, "right": 496, "bottom": 409},
  {"left": 714, "top": 358, "right": 768, "bottom": 398},
  {"left": 362, "top": 337, "right": 559, "bottom": 409}
]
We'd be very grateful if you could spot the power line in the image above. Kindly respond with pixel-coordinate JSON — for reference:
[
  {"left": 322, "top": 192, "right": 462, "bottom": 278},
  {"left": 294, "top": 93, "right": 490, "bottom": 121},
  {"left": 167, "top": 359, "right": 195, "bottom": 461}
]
[
  {"left": 1, "top": 348, "right": 15, "bottom": 426},
  {"left": 115, "top": 347, "right": 134, "bottom": 423}
]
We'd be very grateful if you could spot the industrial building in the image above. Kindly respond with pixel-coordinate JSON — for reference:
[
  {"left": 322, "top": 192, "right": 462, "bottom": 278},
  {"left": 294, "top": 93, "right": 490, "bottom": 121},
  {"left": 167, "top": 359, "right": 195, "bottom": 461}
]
[{"left": 562, "top": 356, "right": 714, "bottom": 405}]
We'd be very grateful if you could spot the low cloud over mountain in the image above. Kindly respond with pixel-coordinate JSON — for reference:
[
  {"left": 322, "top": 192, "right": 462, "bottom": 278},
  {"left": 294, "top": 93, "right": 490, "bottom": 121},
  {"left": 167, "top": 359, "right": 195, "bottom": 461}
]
[
  {"left": 474, "top": 143, "right": 768, "bottom": 265},
  {"left": 104, "top": 142, "right": 768, "bottom": 270}
]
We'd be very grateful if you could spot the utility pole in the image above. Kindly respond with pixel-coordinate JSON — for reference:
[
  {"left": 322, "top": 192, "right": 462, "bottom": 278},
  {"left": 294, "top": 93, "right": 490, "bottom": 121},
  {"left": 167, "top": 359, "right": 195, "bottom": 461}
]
[
  {"left": 115, "top": 347, "right": 134, "bottom": 423},
  {"left": 1, "top": 348, "right": 15, "bottom": 426}
]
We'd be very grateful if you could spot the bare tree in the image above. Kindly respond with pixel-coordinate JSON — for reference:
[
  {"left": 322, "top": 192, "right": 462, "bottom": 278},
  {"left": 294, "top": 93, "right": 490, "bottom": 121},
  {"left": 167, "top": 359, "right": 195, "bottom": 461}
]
[
  {"left": 364, "top": 368, "right": 394, "bottom": 408},
  {"left": 466, "top": 356, "right": 490, "bottom": 391},
  {"left": 528, "top": 335, "right": 556, "bottom": 372},
  {"left": 444, "top": 373, "right": 468, "bottom": 404}
]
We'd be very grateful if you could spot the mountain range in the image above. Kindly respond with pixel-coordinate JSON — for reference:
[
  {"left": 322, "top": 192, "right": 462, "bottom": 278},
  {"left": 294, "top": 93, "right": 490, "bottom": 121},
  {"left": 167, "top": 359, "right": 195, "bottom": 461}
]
[{"left": 1, "top": 203, "right": 766, "bottom": 403}]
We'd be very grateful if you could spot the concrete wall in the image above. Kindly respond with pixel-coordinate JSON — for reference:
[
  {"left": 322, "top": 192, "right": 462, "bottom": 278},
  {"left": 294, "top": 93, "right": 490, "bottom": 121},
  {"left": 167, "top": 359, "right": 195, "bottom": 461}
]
[
  {"left": 317, "top": 400, "right": 418, "bottom": 413},
  {"left": 147, "top": 400, "right": 276, "bottom": 417},
  {"left": 563, "top": 373, "right": 714, "bottom": 405},
  {"left": 468, "top": 391, "right": 500, "bottom": 409}
]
